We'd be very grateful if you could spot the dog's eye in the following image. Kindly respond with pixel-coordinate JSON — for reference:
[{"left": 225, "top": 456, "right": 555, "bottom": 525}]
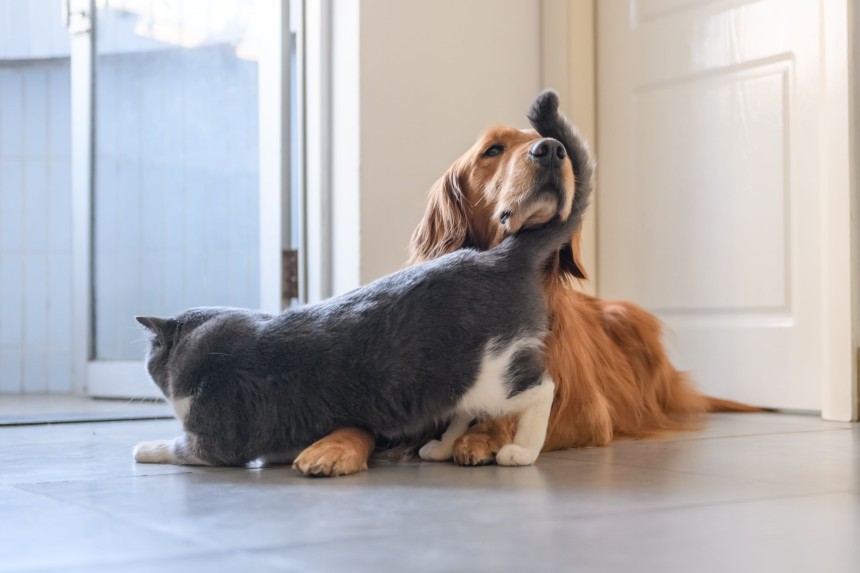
[{"left": 482, "top": 144, "right": 505, "bottom": 158}]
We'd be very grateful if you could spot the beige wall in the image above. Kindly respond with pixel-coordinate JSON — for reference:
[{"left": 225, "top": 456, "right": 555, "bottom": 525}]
[{"left": 330, "top": 0, "right": 543, "bottom": 291}]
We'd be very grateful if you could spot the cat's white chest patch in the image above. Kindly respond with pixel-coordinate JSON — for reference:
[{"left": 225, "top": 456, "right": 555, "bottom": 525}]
[
  {"left": 456, "top": 337, "right": 542, "bottom": 417},
  {"left": 171, "top": 396, "right": 192, "bottom": 423}
]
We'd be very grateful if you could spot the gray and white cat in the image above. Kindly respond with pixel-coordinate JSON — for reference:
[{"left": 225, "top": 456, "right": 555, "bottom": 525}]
[{"left": 133, "top": 91, "right": 593, "bottom": 469}]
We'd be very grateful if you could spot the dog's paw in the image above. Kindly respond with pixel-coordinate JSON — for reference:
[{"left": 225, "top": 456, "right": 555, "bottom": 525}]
[
  {"left": 133, "top": 440, "right": 176, "bottom": 464},
  {"left": 418, "top": 439, "right": 453, "bottom": 462},
  {"left": 452, "top": 434, "right": 496, "bottom": 466},
  {"left": 495, "top": 444, "right": 539, "bottom": 467},
  {"left": 293, "top": 441, "right": 368, "bottom": 477}
]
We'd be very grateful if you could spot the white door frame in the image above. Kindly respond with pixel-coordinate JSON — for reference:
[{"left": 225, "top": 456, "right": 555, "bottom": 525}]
[
  {"left": 542, "top": 0, "right": 858, "bottom": 421},
  {"left": 69, "top": 0, "right": 292, "bottom": 397},
  {"left": 851, "top": 0, "right": 860, "bottom": 422},
  {"left": 820, "top": 0, "right": 858, "bottom": 421},
  {"left": 302, "top": 0, "right": 334, "bottom": 304},
  {"left": 69, "top": 0, "right": 95, "bottom": 397},
  {"left": 258, "top": 0, "right": 294, "bottom": 315}
]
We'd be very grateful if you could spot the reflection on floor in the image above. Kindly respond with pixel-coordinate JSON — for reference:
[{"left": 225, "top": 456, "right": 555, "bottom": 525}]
[{"left": 1, "top": 413, "right": 857, "bottom": 572}]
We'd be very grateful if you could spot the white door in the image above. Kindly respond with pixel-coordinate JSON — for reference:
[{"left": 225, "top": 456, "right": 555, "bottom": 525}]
[
  {"left": 597, "top": 0, "right": 855, "bottom": 418},
  {"left": 68, "top": 0, "right": 298, "bottom": 398}
]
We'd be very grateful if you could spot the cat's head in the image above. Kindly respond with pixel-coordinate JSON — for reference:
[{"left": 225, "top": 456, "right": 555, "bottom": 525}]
[
  {"left": 136, "top": 315, "right": 181, "bottom": 397},
  {"left": 135, "top": 308, "right": 228, "bottom": 397}
]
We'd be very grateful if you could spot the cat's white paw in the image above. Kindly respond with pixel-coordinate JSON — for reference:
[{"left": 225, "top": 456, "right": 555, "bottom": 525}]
[
  {"left": 495, "top": 444, "right": 539, "bottom": 466},
  {"left": 419, "top": 439, "right": 454, "bottom": 462},
  {"left": 133, "top": 440, "right": 176, "bottom": 464}
]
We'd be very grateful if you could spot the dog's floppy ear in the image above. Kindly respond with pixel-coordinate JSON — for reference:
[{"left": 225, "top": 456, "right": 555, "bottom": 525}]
[
  {"left": 559, "top": 227, "right": 588, "bottom": 280},
  {"left": 408, "top": 163, "right": 469, "bottom": 264},
  {"left": 528, "top": 89, "right": 595, "bottom": 281}
]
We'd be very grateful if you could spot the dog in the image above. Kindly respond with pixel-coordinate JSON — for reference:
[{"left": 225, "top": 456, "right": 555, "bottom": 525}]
[{"left": 291, "top": 90, "right": 761, "bottom": 476}]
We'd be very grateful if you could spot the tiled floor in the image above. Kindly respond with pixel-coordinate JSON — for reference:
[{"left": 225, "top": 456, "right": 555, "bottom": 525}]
[{"left": 1, "top": 413, "right": 858, "bottom": 573}]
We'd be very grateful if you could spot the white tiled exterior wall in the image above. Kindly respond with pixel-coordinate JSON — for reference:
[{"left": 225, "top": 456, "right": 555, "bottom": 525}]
[{"left": 0, "top": 59, "right": 72, "bottom": 393}]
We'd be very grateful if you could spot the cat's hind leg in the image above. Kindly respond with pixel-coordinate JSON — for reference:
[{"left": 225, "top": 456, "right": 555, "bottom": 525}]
[
  {"left": 133, "top": 434, "right": 209, "bottom": 466},
  {"left": 496, "top": 375, "right": 555, "bottom": 466},
  {"left": 419, "top": 413, "right": 473, "bottom": 462}
]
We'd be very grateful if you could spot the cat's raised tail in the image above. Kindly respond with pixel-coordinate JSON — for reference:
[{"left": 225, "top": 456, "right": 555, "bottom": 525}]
[{"left": 500, "top": 88, "right": 595, "bottom": 272}]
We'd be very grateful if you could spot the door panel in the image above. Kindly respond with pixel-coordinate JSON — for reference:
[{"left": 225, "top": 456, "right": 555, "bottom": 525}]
[
  {"left": 626, "top": 62, "right": 790, "bottom": 313},
  {"left": 597, "top": 0, "right": 848, "bottom": 411}
]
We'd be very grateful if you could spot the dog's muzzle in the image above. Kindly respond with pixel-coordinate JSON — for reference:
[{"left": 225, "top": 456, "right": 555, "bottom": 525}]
[{"left": 528, "top": 138, "right": 566, "bottom": 168}]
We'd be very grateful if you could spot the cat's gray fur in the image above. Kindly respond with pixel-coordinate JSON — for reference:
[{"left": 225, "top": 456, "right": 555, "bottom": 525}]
[{"left": 133, "top": 90, "right": 594, "bottom": 469}]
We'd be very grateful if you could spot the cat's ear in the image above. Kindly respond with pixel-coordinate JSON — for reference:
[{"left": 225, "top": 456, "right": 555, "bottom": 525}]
[{"left": 135, "top": 316, "right": 170, "bottom": 337}]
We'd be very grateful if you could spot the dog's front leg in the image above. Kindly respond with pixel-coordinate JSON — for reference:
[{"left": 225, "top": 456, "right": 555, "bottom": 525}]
[
  {"left": 451, "top": 417, "right": 517, "bottom": 466},
  {"left": 293, "top": 427, "right": 375, "bottom": 477},
  {"left": 419, "top": 413, "right": 473, "bottom": 462}
]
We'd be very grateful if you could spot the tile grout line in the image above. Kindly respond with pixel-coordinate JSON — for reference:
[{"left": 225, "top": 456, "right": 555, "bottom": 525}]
[
  {"left": 540, "top": 489, "right": 860, "bottom": 524},
  {"left": 535, "top": 452, "right": 856, "bottom": 492}
]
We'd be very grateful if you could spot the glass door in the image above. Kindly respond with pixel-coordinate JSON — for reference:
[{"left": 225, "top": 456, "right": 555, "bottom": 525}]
[{"left": 68, "top": 0, "right": 298, "bottom": 397}]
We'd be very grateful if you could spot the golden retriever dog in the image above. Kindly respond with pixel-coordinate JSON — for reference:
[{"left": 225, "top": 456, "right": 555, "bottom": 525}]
[{"left": 292, "top": 90, "right": 760, "bottom": 476}]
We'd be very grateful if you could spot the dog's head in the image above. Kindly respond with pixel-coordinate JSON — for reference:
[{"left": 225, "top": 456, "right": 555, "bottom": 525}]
[{"left": 409, "top": 90, "right": 594, "bottom": 278}]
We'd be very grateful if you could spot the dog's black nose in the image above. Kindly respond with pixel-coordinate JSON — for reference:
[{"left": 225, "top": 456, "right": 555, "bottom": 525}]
[{"left": 528, "top": 138, "right": 566, "bottom": 166}]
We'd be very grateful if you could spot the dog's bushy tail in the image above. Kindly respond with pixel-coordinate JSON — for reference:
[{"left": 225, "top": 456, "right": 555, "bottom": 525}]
[{"left": 501, "top": 90, "right": 595, "bottom": 270}]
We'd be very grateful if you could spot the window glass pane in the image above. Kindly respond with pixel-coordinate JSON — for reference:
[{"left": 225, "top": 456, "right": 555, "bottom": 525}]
[{"left": 93, "top": 0, "right": 260, "bottom": 360}]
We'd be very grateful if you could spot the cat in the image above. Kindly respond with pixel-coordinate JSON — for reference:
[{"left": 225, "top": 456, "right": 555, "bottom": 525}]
[{"left": 133, "top": 91, "right": 593, "bottom": 470}]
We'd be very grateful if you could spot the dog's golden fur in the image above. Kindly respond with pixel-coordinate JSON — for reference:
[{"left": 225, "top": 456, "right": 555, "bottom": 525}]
[{"left": 293, "top": 123, "right": 760, "bottom": 476}]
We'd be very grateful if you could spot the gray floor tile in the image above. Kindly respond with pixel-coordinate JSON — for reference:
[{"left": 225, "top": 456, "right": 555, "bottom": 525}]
[
  {"left": 247, "top": 492, "right": 860, "bottom": 573},
  {"left": 0, "top": 484, "right": 209, "bottom": 573},
  {"left": 544, "top": 427, "right": 860, "bottom": 492},
  {"left": 16, "top": 552, "right": 288, "bottom": 573},
  {"left": 647, "top": 412, "right": 854, "bottom": 441}
]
